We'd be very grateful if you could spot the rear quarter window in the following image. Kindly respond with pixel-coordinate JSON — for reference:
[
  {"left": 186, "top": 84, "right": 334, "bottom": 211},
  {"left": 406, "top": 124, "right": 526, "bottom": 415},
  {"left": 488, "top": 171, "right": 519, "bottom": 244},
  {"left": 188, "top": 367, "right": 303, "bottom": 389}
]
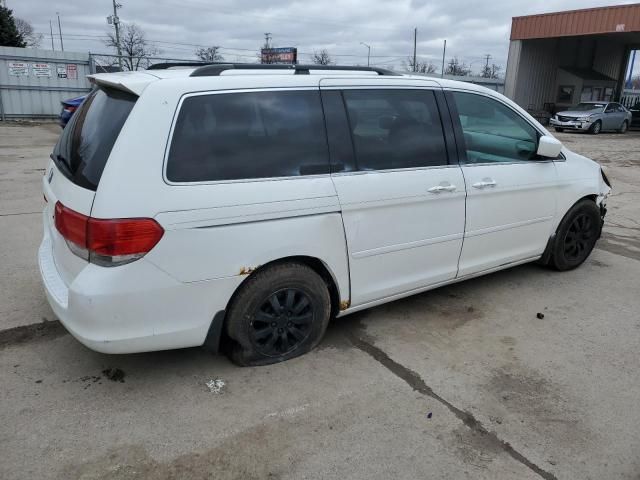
[
  {"left": 166, "top": 90, "right": 330, "bottom": 182},
  {"left": 52, "top": 87, "right": 137, "bottom": 191}
]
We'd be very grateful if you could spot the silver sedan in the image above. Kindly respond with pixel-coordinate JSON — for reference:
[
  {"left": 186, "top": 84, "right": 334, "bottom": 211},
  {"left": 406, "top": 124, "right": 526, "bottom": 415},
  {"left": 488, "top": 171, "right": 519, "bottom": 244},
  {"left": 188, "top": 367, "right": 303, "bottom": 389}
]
[{"left": 550, "top": 101, "right": 632, "bottom": 134}]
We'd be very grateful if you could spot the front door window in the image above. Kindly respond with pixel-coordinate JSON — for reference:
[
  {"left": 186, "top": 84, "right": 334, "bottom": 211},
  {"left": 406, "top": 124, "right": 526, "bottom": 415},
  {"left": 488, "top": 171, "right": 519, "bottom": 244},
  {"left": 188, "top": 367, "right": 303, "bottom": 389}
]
[{"left": 451, "top": 91, "right": 539, "bottom": 164}]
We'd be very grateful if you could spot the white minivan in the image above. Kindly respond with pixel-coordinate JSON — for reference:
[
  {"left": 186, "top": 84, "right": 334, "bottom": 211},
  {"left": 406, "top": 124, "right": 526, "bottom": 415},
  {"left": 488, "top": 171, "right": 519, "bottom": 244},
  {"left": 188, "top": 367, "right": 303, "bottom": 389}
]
[{"left": 39, "top": 64, "right": 611, "bottom": 366}]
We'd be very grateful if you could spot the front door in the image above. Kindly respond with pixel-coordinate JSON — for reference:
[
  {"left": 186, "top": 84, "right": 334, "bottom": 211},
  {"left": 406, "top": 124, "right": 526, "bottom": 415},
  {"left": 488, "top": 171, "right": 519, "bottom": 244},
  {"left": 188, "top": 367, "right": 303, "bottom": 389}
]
[
  {"left": 603, "top": 103, "right": 618, "bottom": 130},
  {"left": 321, "top": 86, "right": 466, "bottom": 306},
  {"left": 447, "top": 90, "right": 558, "bottom": 277}
]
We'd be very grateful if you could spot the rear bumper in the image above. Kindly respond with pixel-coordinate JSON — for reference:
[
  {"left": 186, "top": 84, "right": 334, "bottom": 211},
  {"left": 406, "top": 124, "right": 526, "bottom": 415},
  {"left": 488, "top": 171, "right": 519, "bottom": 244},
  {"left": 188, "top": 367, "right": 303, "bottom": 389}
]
[
  {"left": 38, "top": 229, "right": 243, "bottom": 354},
  {"left": 549, "top": 118, "right": 592, "bottom": 130}
]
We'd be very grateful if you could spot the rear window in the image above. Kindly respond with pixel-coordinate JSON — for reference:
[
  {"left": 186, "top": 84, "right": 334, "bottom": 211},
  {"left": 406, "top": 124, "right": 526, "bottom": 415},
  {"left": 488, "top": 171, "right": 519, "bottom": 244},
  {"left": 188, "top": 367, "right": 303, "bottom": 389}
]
[
  {"left": 166, "top": 90, "right": 329, "bottom": 182},
  {"left": 342, "top": 89, "right": 448, "bottom": 170},
  {"left": 52, "top": 87, "right": 137, "bottom": 191}
]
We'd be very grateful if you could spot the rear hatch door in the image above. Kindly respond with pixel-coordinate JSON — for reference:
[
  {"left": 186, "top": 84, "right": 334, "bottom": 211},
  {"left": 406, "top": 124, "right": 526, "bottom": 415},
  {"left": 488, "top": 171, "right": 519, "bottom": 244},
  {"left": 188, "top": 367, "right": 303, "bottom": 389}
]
[{"left": 44, "top": 86, "right": 138, "bottom": 285}]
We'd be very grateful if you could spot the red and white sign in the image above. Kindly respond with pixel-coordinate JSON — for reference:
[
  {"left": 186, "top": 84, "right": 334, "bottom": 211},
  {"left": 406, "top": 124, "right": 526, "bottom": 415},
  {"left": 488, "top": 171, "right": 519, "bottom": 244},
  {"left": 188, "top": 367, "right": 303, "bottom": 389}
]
[
  {"left": 32, "top": 63, "right": 52, "bottom": 77},
  {"left": 8, "top": 62, "right": 29, "bottom": 76},
  {"left": 66, "top": 64, "right": 78, "bottom": 80}
]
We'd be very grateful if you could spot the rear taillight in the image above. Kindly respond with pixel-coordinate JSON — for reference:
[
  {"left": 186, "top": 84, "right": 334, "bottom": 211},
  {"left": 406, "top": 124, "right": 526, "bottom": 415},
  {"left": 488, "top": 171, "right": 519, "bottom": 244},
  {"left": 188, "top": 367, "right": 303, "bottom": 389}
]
[
  {"left": 63, "top": 105, "right": 77, "bottom": 113},
  {"left": 54, "top": 201, "right": 164, "bottom": 267}
]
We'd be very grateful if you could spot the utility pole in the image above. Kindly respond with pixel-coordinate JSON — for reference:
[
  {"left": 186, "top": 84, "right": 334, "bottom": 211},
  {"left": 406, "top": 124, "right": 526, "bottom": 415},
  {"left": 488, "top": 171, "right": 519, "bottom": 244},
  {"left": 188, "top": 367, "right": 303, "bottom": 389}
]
[
  {"left": 49, "top": 20, "right": 55, "bottom": 50},
  {"left": 262, "top": 33, "right": 273, "bottom": 64},
  {"left": 109, "top": 1, "right": 123, "bottom": 71},
  {"left": 56, "top": 12, "right": 64, "bottom": 51},
  {"left": 412, "top": 27, "right": 417, "bottom": 72},
  {"left": 483, "top": 53, "right": 492, "bottom": 76},
  {"left": 441, "top": 39, "right": 446, "bottom": 78},
  {"left": 360, "top": 42, "right": 371, "bottom": 67}
]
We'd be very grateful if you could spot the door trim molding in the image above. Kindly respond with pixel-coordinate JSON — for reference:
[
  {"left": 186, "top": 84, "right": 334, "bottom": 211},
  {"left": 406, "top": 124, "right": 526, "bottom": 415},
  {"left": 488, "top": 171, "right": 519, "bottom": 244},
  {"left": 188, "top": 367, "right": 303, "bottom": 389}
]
[
  {"left": 351, "top": 232, "right": 464, "bottom": 258},
  {"left": 464, "top": 215, "right": 554, "bottom": 238}
]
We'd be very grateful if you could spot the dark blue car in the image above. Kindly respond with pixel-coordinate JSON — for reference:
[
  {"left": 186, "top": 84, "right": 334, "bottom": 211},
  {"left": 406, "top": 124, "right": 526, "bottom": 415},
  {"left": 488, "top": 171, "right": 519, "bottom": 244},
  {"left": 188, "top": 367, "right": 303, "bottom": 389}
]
[{"left": 59, "top": 95, "right": 86, "bottom": 128}]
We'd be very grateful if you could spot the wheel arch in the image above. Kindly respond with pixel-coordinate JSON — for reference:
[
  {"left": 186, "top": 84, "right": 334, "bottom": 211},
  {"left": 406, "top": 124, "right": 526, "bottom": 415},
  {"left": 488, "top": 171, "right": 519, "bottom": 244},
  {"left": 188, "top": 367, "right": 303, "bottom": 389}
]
[
  {"left": 540, "top": 194, "right": 599, "bottom": 265},
  {"left": 204, "top": 255, "right": 346, "bottom": 353},
  {"left": 233, "top": 255, "right": 344, "bottom": 318}
]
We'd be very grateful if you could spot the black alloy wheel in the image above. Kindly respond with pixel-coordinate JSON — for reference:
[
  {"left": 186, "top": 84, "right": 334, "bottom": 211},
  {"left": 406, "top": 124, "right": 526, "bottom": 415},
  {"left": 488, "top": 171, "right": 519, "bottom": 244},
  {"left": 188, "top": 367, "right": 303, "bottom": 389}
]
[
  {"left": 249, "top": 288, "right": 313, "bottom": 356},
  {"left": 563, "top": 213, "right": 595, "bottom": 263},
  {"left": 224, "top": 262, "right": 331, "bottom": 366},
  {"left": 544, "top": 199, "right": 602, "bottom": 271}
]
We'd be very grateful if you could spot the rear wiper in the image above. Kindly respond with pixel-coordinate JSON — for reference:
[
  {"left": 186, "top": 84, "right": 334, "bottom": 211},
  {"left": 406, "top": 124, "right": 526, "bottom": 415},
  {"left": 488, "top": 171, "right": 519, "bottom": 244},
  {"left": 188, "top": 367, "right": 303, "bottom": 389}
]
[{"left": 50, "top": 153, "right": 73, "bottom": 178}]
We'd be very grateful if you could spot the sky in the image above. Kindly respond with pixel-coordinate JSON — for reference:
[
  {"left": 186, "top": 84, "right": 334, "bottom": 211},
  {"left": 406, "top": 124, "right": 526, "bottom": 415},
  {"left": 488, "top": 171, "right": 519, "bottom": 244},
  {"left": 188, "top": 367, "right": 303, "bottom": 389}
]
[{"left": 8, "top": 0, "right": 640, "bottom": 76}]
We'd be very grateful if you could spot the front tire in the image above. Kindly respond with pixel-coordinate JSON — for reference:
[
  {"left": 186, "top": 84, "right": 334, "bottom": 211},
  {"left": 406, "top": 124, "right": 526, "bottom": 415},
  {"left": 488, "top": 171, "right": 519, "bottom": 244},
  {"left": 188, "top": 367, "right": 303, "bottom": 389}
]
[
  {"left": 618, "top": 120, "right": 628, "bottom": 134},
  {"left": 547, "top": 199, "right": 601, "bottom": 271},
  {"left": 589, "top": 120, "right": 602, "bottom": 135},
  {"left": 225, "top": 262, "right": 331, "bottom": 366},
  {"left": 554, "top": 127, "right": 564, "bottom": 133}
]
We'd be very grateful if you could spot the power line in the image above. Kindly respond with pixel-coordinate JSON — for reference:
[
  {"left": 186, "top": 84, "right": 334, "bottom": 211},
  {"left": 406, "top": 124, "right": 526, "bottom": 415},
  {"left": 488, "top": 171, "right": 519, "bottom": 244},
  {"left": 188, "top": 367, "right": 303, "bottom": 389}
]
[
  {"left": 35, "top": 31, "right": 412, "bottom": 58},
  {"left": 35, "top": 30, "right": 504, "bottom": 67}
]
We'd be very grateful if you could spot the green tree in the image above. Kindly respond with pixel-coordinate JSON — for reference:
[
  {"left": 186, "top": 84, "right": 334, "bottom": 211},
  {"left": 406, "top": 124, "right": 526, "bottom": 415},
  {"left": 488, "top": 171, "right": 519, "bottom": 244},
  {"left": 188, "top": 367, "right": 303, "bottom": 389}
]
[{"left": 0, "top": 6, "right": 26, "bottom": 47}]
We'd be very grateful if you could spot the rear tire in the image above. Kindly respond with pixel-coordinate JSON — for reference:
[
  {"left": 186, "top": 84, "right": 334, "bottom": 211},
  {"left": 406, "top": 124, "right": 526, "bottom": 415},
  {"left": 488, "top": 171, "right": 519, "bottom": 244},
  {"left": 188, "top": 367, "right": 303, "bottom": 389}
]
[
  {"left": 589, "top": 120, "right": 602, "bottom": 135},
  {"left": 546, "top": 199, "right": 601, "bottom": 271},
  {"left": 554, "top": 127, "right": 564, "bottom": 133},
  {"left": 618, "top": 120, "right": 628, "bottom": 134},
  {"left": 225, "top": 262, "right": 331, "bottom": 367}
]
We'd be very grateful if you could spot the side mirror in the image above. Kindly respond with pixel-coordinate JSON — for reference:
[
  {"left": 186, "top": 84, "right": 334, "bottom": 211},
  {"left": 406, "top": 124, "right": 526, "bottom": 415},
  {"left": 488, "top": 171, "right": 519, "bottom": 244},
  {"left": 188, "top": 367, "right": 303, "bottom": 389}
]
[{"left": 537, "top": 136, "right": 562, "bottom": 159}]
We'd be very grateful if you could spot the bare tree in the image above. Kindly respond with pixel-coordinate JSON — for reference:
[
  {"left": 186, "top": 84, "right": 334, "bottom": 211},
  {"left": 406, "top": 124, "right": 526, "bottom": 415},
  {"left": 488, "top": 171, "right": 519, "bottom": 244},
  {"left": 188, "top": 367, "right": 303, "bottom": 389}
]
[
  {"left": 404, "top": 57, "right": 436, "bottom": 74},
  {"left": 195, "top": 46, "right": 224, "bottom": 62},
  {"left": 15, "top": 17, "right": 42, "bottom": 48},
  {"left": 105, "top": 23, "right": 159, "bottom": 71},
  {"left": 445, "top": 57, "right": 471, "bottom": 76},
  {"left": 311, "top": 49, "right": 333, "bottom": 65},
  {"left": 480, "top": 63, "right": 502, "bottom": 79}
]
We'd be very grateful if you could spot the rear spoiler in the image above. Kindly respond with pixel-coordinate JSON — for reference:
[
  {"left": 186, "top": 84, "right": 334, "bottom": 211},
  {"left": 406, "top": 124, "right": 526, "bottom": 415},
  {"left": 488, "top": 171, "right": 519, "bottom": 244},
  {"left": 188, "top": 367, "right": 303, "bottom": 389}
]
[{"left": 87, "top": 72, "right": 158, "bottom": 96}]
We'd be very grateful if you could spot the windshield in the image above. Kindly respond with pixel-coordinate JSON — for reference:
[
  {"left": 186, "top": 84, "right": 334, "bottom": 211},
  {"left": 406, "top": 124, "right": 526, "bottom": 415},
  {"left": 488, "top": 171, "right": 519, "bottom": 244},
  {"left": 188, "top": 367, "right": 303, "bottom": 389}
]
[
  {"left": 572, "top": 103, "right": 605, "bottom": 112},
  {"left": 52, "top": 87, "right": 137, "bottom": 191}
]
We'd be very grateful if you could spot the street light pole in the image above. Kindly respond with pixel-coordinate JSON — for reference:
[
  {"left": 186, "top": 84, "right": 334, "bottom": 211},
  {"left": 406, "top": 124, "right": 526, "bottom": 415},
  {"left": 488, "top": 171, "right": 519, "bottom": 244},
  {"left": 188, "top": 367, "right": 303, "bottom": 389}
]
[{"left": 360, "top": 42, "right": 371, "bottom": 67}]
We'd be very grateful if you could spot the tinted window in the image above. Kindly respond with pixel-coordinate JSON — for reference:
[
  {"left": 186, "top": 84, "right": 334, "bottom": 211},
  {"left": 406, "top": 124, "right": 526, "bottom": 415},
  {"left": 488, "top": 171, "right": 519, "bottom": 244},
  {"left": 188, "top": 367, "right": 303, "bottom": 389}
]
[
  {"left": 451, "top": 92, "right": 539, "bottom": 163},
  {"left": 52, "top": 88, "right": 136, "bottom": 191},
  {"left": 167, "top": 91, "right": 329, "bottom": 182},
  {"left": 342, "top": 89, "right": 448, "bottom": 170}
]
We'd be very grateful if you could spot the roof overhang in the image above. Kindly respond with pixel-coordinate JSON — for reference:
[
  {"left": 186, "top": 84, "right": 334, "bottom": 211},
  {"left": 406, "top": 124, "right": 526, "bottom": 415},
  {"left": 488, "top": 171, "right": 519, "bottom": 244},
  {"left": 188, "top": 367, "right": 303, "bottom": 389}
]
[{"left": 511, "top": 4, "right": 640, "bottom": 40}]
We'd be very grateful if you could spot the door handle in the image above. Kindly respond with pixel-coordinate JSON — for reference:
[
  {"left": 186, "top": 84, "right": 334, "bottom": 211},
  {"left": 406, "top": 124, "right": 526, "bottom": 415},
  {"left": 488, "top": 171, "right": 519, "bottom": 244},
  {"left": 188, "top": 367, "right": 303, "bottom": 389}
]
[
  {"left": 428, "top": 184, "right": 457, "bottom": 193},
  {"left": 472, "top": 179, "right": 497, "bottom": 189}
]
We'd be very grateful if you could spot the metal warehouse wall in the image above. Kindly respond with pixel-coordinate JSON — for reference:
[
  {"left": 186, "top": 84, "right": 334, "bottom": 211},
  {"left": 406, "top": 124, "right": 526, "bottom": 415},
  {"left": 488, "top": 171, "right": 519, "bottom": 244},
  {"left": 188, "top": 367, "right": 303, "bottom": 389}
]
[
  {"left": 504, "top": 35, "right": 628, "bottom": 110},
  {"left": 506, "top": 38, "right": 558, "bottom": 109},
  {"left": 0, "top": 47, "right": 92, "bottom": 120}
]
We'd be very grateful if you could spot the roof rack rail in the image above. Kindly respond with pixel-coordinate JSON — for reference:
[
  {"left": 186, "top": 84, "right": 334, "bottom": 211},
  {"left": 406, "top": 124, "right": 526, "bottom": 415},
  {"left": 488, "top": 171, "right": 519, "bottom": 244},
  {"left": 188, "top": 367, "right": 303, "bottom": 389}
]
[
  {"left": 147, "top": 61, "right": 221, "bottom": 70},
  {"left": 189, "top": 63, "right": 397, "bottom": 77}
]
